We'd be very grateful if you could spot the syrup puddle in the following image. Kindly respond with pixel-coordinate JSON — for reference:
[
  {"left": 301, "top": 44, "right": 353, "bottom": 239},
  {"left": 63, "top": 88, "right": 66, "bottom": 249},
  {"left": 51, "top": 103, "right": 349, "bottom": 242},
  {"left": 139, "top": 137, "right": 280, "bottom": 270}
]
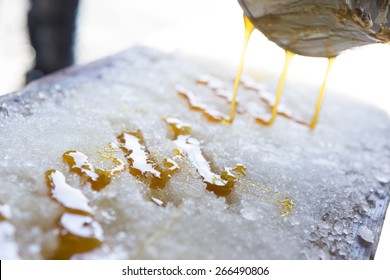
[
  {"left": 176, "top": 85, "right": 229, "bottom": 123},
  {"left": 46, "top": 170, "right": 103, "bottom": 259},
  {"left": 40, "top": 113, "right": 295, "bottom": 260},
  {"left": 53, "top": 212, "right": 103, "bottom": 260},
  {"left": 179, "top": 66, "right": 307, "bottom": 126},
  {"left": 166, "top": 117, "right": 243, "bottom": 196},
  {"left": 165, "top": 117, "right": 294, "bottom": 214},
  {"left": 117, "top": 130, "right": 180, "bottom": 206},
  {"left": 196, "top": 73, "right": 306, "bottom": 125},
  {"left": 63, "top": 150, "right": 125, "bottom": 191},
  {"left": 46, "top": 170, "right": 92, "bottom": 215},
  {"left": 0, "top": 204, "right": 20, "bottom": 259}
]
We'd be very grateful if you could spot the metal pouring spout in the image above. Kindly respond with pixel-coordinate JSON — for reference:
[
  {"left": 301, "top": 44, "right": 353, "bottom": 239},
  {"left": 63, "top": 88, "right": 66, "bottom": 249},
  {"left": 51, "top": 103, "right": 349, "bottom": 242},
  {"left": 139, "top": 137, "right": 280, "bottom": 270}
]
[{"left": 237, "top": 0, "right": 390, "bottom": 57}]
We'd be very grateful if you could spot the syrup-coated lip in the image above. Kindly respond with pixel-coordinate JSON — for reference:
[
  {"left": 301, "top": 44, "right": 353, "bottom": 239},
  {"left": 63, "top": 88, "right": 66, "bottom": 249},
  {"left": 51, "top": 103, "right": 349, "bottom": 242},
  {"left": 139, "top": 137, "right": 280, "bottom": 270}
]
[{"left": 236, "top": 0, "right": 390, "bottom": 58}]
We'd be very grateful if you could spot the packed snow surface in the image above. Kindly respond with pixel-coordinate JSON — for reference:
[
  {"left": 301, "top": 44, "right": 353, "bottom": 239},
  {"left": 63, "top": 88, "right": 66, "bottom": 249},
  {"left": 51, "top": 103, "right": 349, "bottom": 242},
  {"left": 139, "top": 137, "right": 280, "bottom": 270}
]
[{"left": 0, "top": 47, "right": 389, "bottom": 259}]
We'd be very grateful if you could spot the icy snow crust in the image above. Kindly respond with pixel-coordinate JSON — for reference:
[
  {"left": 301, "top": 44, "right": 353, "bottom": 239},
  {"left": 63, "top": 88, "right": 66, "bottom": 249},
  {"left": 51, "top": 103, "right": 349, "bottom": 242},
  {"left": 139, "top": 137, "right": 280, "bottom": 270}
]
[{"left": 0, "top": 47, "right": 389, "bottom": 259}]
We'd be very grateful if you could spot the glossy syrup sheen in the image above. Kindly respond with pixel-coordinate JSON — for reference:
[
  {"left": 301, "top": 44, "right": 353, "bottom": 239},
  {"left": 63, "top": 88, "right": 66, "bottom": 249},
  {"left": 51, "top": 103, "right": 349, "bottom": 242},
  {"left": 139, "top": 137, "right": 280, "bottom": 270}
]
[
  {"left": 0, "top": 204, "right": 19, "bottom": 259},
  {"left": 165, "top": 117, "right": 242, "bottom": 196},
  {"left": 176, "top": 85, "right": 229, "bottom": 123},
  {"left": 256, "top": 50, "right": 295, "bottom": 126},
  {"left": 46, "top": 170, "right": 92, "bottom": 215},
  {"left": 45, "top": 170, "right": 103, "bottom": 259},
  {"left": 0, "top": 207, "right": 6, "bottom": 222},
  {"left": 229, "top": 15, "right": 255, "bottom": 123},
  {"left": 117, "top": 130, "right": 180, "bottom": 206},
  {"left": 63, "top": 150, "right": 125, "bottom": 191},
  {"left": 52, "top": 212, "right": 103, "bottom": 260},
  {"left": 165, "top": 117, "right": 294, "bottom": 214},
  {"left": 237, "top": 177, "right": 294, "bottom": 217},
  {"left": 310, "top": 57, "right": 335, "bottom": 128}
]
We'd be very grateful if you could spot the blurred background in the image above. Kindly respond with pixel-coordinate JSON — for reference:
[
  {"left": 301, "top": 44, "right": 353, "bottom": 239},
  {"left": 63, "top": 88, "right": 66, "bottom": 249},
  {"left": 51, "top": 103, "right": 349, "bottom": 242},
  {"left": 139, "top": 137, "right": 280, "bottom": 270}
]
[{"left": 0, "top": 0, "right": 389, "bottom": 259}]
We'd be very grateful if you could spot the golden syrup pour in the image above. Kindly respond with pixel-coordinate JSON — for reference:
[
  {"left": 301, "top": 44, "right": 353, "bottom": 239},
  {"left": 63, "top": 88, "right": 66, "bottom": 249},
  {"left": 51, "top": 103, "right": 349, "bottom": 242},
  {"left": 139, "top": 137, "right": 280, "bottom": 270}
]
[
  {"left": 165, "top": 117, "right": 239, "bottom": 196},
  {"left": 240, "top": 77, "right": 298, "bottom": 121},
  {"left": 45, "top": 170, "right": 103, "bottom": 259},
  {"left": 310, "top": 57, "right": 336, "bottom": 129},
  {"left": 117, "top": 130, "right": 180, "bottom": 206},
  {"left": 63, "top": 150, "right": 125, "bottom": 191},
  {"left": 257, "top": 50, "right": 295, "bottom": 126},
  {"left": 176, "top": 85, "right": 229, "bottom": 122},
  {"left": 190, "top": 15, "right": 331, "bottom": 127},
  {"left": 238, "top": 54, "right": 336, "bottom": 128},
  {"left": 228, "top": 15, "right": 255, "bottom": 123}
]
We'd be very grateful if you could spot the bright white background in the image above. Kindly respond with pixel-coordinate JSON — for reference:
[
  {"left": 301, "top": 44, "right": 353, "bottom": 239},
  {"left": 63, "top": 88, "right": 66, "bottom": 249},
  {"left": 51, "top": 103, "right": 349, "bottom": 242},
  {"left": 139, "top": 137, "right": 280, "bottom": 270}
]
[{"left": 0, "top": 0, "right": 389, "bottom": 261}]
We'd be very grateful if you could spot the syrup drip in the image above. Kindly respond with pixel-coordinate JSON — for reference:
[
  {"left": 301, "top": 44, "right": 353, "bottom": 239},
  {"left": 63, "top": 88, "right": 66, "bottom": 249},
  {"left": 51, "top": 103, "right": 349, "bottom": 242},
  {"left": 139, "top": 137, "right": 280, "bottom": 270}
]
[
  {"left": 250, "top": 54, "right": 335, "bottom": 128},
  {"left": 63, "top": 150, "right": 125, "bottom": 191},
  {"left": 45, "top": 170, "right": 103, "bottom": 259},
  {"left": 229, "top": 16, "right": 335, "bottom": 127},
  {"left": 178, "top": 15, "right": 334, "bottom": 127},
  {"left": 229, "top": 15, "right": 255, "bottom": 123},
  {"left": 165, "top": 117, "right": 241, "bottom": 196},
  {"left": 257, "top": 51, "right": 295, "bottom": 126},
  {"left": 176, "top": 85, "right": 229, "bottom": 123},
  {"left": 310, "top": 57, "right": 335, "bottom": 128},
  {"left": 117, "top": 130, "right": 180, "bottom": 206}
]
